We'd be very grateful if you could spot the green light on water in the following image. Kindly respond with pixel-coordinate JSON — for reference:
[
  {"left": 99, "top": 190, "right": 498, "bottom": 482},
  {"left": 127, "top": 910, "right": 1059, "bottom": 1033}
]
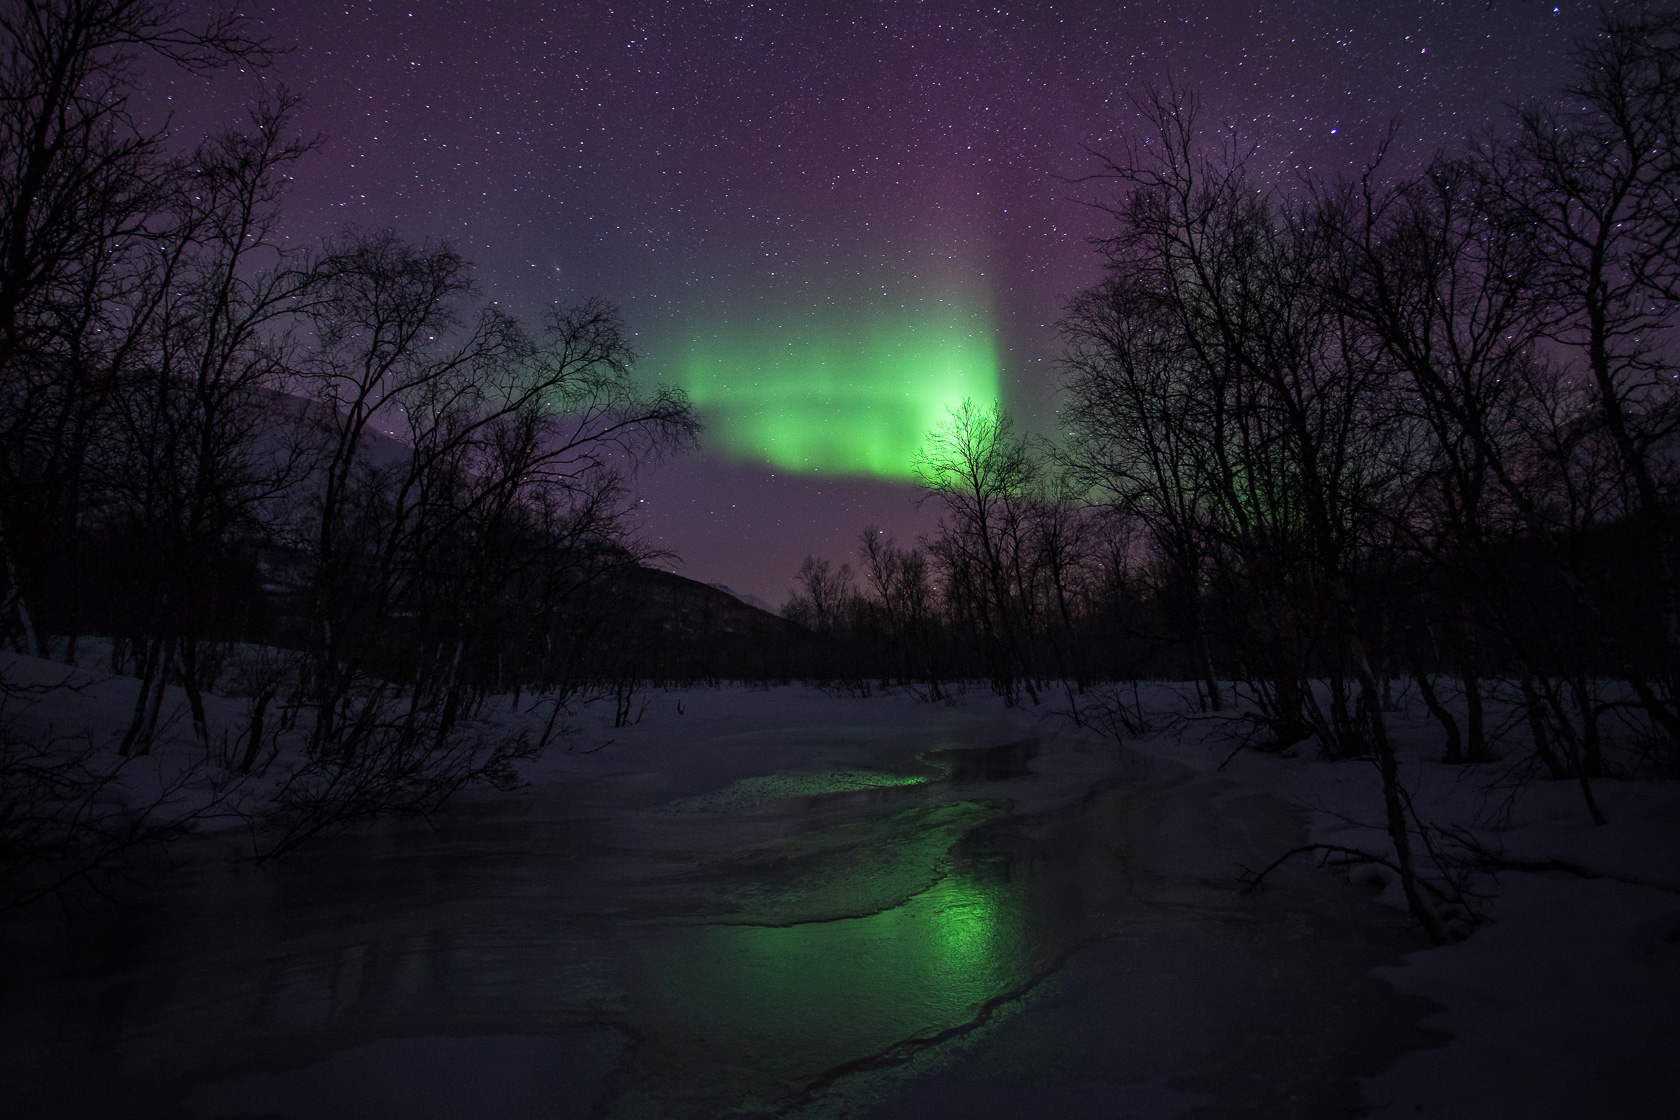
[
  {"left": 650, "top": 867, "right": 1020, "bottom": 1095},
  {"left": 680, "top": 304, "right": 1000, "bottom": 480},
  {"left": 926, "top": 876, "right": 1006, "bottom": 975}
]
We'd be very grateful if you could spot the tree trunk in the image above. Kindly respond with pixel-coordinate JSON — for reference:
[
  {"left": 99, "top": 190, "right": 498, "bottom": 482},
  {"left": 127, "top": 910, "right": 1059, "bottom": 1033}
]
[
  {"left": 1412, "top": 664, "right": 1464, "bottom": 764},
  {"left": 1462, "top": 667, "right": 1488, "bottom": 763}
]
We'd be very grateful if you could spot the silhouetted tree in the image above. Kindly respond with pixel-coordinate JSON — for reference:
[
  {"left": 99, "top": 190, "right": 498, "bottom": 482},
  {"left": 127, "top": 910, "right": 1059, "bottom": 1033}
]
[
  {"left": 0, "top": 0, "right": 270, "bottom": 655},
  {"left": 915, "top": 398, "right": 1041, "bottom": 703}
]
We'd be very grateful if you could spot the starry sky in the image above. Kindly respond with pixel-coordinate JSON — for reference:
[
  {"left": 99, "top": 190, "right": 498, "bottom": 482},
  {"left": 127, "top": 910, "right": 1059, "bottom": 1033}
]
[{"left": 151, "top": 0, "right": 1604, "bottom": 605}]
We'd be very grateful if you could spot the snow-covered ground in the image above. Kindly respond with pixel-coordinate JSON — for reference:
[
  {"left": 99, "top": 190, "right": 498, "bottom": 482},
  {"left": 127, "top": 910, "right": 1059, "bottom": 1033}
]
[
  {"left": 474, "top": 675, "right": 1680, "bottom": 1116},
  {"left": 3, "top": 653, "right": 1678, "bottom": 1117},
  {"left": 1118, "top": 685, "right": 1680, "bottom": 1118}
]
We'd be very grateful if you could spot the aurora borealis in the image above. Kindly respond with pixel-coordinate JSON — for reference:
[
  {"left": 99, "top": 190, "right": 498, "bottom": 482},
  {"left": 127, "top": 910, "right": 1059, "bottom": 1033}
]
[
  {"left": 681, "top": 298, "right": 998, "bottom": 480},
  {"left": 143, "top": 1, "right": 1609, "bottom": 603}
]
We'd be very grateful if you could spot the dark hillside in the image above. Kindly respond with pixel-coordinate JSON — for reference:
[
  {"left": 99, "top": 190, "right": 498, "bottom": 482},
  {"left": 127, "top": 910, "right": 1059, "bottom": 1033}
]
[{"left": 603, "top": 567, "right": 803, "bottom": 683}]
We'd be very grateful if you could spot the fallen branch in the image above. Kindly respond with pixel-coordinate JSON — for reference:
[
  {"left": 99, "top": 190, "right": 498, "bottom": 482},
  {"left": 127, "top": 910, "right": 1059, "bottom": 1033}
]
[
  {"left": 1240, "top": 842, "right": 1403, "bottom": 893},
  {"left": 1239, "top": 841, "right": 1472, "bottom": 917},
  {"left": 1438, "top": 825, "right": 1680, "bottom": 895}
]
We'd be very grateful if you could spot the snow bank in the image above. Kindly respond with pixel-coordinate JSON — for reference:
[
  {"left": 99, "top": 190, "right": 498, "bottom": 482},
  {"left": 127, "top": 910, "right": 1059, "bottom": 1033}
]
[
  {"left": 6, "top": 652, "right": 1677, "bottom": 1115},
  {"left": 1117, "top": 681, "right": 1680, "bottom": 1118}
]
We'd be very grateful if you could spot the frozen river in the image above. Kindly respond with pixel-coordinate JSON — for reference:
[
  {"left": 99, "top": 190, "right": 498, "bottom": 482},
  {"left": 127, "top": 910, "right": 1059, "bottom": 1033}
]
[{"left": 2, "top": 689, "right": 1440, "bottom": 1118}]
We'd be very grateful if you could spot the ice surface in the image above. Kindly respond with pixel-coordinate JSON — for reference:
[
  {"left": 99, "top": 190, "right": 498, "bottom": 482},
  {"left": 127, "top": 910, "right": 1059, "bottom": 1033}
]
[{"left": 4, "top": 672, "right": 1675, "bottom": 1117}]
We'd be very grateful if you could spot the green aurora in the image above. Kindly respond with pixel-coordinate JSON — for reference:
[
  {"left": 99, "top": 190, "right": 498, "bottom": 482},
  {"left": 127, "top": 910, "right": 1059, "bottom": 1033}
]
[{"left": 679, "top": 302, "right": 1000, "bottom": 481}]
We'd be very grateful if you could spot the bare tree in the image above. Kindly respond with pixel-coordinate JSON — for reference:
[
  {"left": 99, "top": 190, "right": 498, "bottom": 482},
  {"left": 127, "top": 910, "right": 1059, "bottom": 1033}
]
[
  {"left": 0, "top": 0, "right": 269, "bottom": 655},
  {"left": 244, "top": 231, "right": 698, "bottom": 853},
  {"left": 1061, "top": 269, "right": 1224, "bottom": 708},
  {"left": 1068, "top": 88, "right": 1445, "bottom": 941},
  {"left": 915, "top": 398, "right": 1042, "bottom": 703},
  {"left": 858, "top": 526, "right": 943, "bottom": 695},
  {"left": 1490, "top": 6, "right": 1680, "bottom": 752},
  {"left": 99, "top": 96, "right": 316, "bottom": 756}
]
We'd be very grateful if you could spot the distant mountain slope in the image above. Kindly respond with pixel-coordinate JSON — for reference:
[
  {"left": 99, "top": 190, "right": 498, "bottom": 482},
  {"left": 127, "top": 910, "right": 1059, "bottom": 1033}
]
[
  {"left": 705, "top": 582, "right": 778, "bottom": 614},
  {"left": 607, "top": 567, "right": 803, "bottom": 679},
  {"left": 620, "top": 569, "right": 791, "bottom": 634}
]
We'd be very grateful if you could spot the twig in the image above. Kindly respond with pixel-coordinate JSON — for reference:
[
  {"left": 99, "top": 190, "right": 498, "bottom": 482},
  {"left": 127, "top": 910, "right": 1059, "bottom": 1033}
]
[{"left": 1240, "top": 842, "right": 1401, "bottom": 893}]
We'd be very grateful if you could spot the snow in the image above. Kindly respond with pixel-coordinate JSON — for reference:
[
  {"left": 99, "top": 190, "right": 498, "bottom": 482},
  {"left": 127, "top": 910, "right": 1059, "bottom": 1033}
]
[
  {"left": 481, "top": 676, "right": 1680, "bottom": 1115},
  {"left": 4, "top": 652, "right": 1679, "bottom": 1115},
  {"left": 1120, "top": 684, "right": 1680, "bottom": 1119}
]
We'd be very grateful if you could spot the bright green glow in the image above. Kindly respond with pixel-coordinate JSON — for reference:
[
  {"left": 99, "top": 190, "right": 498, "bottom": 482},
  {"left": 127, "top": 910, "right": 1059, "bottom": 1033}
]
[
  {"left": 680, "top": 303, "right": 1000, "bottom": 480},
  {"left": 925, "top": 874, "right": 1007, "bottom": 976},
  {"left": 648, "top": 867, "right": 1023, "bottom": 1099}
]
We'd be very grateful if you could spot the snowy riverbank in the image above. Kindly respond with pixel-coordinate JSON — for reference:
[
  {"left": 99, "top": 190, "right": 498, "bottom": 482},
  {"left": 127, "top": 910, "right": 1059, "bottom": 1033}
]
[
  {"left": 3, "top": 657, "right": 1677, "bottom": 1117},
  {"left": 481, "top": 676, "right": 1680, "bottom": 1116},
  {"left": 1115, "top": 685, "right": 1680, "bottom": 1118}
]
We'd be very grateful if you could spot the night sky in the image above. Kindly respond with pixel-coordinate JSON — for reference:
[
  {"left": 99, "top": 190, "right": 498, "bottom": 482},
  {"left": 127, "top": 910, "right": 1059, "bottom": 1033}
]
[{"left": 151, "top": 1, "right": 1601, "bottom": 605}]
